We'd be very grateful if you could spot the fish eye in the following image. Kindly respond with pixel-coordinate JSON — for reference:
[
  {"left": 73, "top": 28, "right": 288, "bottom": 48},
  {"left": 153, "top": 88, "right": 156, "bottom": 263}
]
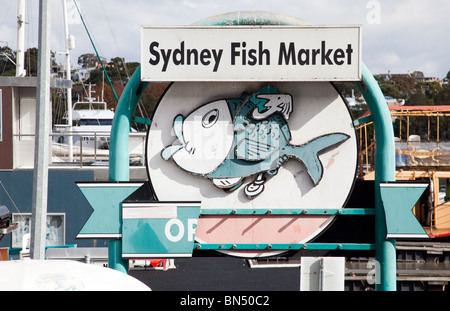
[{"left": 202, "top": 109, "right": 219, "bottom": 128}]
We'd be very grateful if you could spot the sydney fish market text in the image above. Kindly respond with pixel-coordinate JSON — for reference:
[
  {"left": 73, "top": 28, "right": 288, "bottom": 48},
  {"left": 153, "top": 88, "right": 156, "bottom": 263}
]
[{"left": 148, "top": 40, "right": 355, "bottom": 72}]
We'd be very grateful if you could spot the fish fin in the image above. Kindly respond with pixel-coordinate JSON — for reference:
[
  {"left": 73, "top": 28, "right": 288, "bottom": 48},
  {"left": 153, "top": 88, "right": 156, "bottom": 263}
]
[
  {"left": 252, "top": 94, "right": 293, "bottom": 120},
  {"left": 212, "top": 177, "right": 243, "bottom": 190},
  {"left": 161, "top": 144, "right": 183, "bottom": 160},
  {"left": 289, "top": 133, "right": 349, "bottom": 185},
  {"left": 161, "top": 114, "right": 185, "bottom": 160},
  {"left": 235, "top": 138, "right": 279, "bottom": 161}
]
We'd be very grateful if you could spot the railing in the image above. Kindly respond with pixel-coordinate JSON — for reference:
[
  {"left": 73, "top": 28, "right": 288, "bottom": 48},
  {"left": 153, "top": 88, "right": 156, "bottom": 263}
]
[
  {"left": 395, "top": 140, "right": 450, "bottom": 168},
  {"left": 12, "top": 131, "right": 147, "bottom": 169}
]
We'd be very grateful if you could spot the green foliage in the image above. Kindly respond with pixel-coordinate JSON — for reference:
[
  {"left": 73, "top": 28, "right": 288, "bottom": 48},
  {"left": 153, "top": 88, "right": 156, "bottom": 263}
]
[
  {"left": 435, "top": 89, "right": 450, "bottom": 105},
  {"left": 0, "top": 46, "right": 41, "bottom": 76},
  {"left": 24, "top": 47, "right": 39, "bottom": 76},
  {"left": 406, "top": 93, "right": 430, "bottom": 106},
  {"left": 77, "top": 53, "right": 105, "bottom": 68},
  {"left": 358, "top": 71, "right": 450, "bottom": 142},
  {"left": 0, "top": 46, "right": 16, "bottom": 76},
  {"left": 380, "top": 83, "right": 402, "bottom": 99}
]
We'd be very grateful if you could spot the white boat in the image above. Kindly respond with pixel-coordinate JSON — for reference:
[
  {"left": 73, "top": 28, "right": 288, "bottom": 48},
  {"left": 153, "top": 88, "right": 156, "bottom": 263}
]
[{"left": 52, "top": 84, "right": 114, "bottom": 161}]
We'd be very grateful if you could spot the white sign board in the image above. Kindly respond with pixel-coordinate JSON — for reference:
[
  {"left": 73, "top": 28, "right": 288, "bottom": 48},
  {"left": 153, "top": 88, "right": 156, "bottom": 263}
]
[
  {"left": 146, "top": 81, "right": 358, "bottom": 257},
  {"left": 141, "top": 26, "right": 361, "bottom": 82}
]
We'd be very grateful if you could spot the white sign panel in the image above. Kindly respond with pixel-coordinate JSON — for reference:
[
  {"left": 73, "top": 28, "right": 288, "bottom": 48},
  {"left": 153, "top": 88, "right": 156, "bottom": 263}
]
[
  {"left": 141, "top": 26, "right": 361, "bottom": 82},
  {"left": 146, "top": 81, "right": 358, "bottom": 257}
]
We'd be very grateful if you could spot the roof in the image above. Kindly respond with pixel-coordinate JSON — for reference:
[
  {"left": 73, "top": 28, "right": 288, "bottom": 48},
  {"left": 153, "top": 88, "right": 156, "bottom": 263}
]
[
  {"left": 388, "top": 105, "right": 450, "bottom": 111},
  {"left": 356, "top": 105, "right": 450, "bottom": 122}
]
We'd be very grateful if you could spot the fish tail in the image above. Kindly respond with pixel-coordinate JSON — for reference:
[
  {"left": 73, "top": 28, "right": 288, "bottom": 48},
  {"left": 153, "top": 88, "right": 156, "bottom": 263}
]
[{"left": 287, "top": 133, "right": 349, "bottom": 185}]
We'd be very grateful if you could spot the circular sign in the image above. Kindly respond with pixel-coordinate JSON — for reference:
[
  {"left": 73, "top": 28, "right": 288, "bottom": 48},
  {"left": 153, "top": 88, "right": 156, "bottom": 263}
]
[{"left": 146, "top": 81, "right": 357, "bottom": 257}]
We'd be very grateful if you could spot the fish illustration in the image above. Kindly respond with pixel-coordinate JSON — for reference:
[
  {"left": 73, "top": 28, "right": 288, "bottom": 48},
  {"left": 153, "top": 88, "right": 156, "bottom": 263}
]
[{"left": 161, "top": 85, "right": 349, "bottom": 199}]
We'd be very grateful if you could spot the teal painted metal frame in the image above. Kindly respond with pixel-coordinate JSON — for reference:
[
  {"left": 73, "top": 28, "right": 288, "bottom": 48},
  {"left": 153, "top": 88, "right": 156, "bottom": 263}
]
[
  {"left": 356, "top": 64, "right": 396, "bottom": 291},
  {"left": 194, "top": 243, "right": 375, "bottom": 251},
  {"left": 200, "top": 208, "right": 375, "bottom": 216},
  {"left": 108, "top": 12, "right": 396, "bottom": 290},
  {"left": 108, "top": 67, "right": 148, "bottom": 273}
]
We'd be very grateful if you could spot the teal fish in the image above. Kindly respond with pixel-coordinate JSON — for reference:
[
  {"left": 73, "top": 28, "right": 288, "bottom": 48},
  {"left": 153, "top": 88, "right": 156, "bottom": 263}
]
[{"left": 161, "top": 85, "right": 349, "bottom": 198}]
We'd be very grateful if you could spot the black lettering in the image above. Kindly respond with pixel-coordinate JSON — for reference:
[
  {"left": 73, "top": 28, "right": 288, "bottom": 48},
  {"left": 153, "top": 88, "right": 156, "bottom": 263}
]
[
  {"left": 231, "top": 42, "right": 240, "bottom": 65},
  {"left": 259, "top": 41, "right": 270, "bottom": 65},
  {"left": 248, "top": 49, "right": 257, "bottom": 66},
  {"left": 278, "top": 42, "right": 296, "bottom": 65},
  {"left": 173, "top": 41, "right": 184, "bottom": 65},
  {"left": 297, "top": 48, "right": 309, "bottom": 65},
  {"left": 186, "top": 49, "right": 198, "bottom": 65},
  {"left": 212, "top": 49, "right": 223, "bottom": 72},
  {"left": 346, "top": 44, "right": 353, "bottom": 64},
  {"left": 311, "top": 48, "right": 320, "bottom": 65},
  {"left": 160, "top": 48, "right": 172, "bottom": 72},
  {"left": 241, "top": 42, "right": 247, "bottom": 65},
  {"left": 148, "top": 41, "right": 160, "bottom": 65},
  {"left": 321, "top": 41, "right": 333, "bottom": 65},
  {"left": 200, "top": 49, "right": 211, "bottom": 66},
  {"left": 333, "top": 48, "right": 345, "bottom": 65}
]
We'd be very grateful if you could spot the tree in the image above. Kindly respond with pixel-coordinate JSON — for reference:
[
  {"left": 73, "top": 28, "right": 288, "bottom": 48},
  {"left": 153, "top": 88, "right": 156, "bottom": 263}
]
[
  {"left": 137, "top": 83, "right": 169, "bottom": 116},
  {"left": 390, "top": 74, "right": 416, "bottom": 95},
  {"left": 0, "top": 46, "right": 16, "bottom": 76},
  {"left": 85, "top": 68, "right": 104, "bottom": 84},
  {"left": 0, "top": 46, "right": 40, "bottom": 76},
  {"left": 406, "top": 93, "right": 430, "bottom": 106},
  {"left": 380, "top": 83, "right": 402, "bottom": 99},
  {"left": 24, "top": 47, "right": 38, "bottom": 76},
  {"left": 126, "top": 62, "right": 140, "bottom": 76},
  {"left": 435, "top": 88, "right": 450, "bottom": 105},
  {"left": 412, "top": 71, "right": 424, "bottom": 80},
  {"left": 92, "top": 81, "right": 124, "bottom": 110},
  {"left": 77, "top": 53, "right": 104, "bottom": 68}
]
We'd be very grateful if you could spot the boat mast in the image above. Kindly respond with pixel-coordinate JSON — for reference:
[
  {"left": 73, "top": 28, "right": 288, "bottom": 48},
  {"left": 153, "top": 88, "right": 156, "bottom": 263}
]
[
  {"left": 62, "top": 0, "right": 74, "bottom": 162},
  {"left": 16, "top": 0, "right": 25, "bottom": 77},
  {"left": 30, "top": 0, "right": 51, "bottom": 260}
]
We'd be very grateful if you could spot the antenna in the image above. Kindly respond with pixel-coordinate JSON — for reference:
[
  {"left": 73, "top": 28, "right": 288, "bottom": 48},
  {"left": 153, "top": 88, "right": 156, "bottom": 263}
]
[
  {"left": 16, "top": 0, "right": 26, "bottom": 77},
  {"left": 62, "top": 0, "right": 74, "bottom": 162}
]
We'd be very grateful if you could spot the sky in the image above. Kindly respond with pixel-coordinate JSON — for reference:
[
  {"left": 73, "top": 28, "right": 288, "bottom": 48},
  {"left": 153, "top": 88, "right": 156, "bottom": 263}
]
[{"left": 1, "top": 0, "right": 449, "bottom": 78}]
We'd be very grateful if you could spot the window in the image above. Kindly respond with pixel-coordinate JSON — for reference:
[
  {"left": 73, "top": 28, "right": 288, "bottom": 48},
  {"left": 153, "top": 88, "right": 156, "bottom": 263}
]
[
  {"left": 79, "top": 119, "right": 113, "bottom": 126},
  {"left": 11, "top": 213, "right": 65, "bottom": 248}
]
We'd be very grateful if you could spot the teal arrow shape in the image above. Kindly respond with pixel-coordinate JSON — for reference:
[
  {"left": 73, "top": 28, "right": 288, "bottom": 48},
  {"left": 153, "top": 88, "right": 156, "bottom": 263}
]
[
  {"left": 76, "top": 182, "right": 143, "bottom": 239},
  {"left": 380, "top": 182, "right": 429, "bottom": 239}
]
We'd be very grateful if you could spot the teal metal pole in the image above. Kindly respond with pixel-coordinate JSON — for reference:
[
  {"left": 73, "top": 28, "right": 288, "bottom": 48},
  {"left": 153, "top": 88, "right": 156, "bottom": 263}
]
[
  {"left": 108, "top": 66, "right": 148, "bottom": 272},
  {"left": 109, "top": 66, "right": 148, "bottom": 182},
  {"left": 107, "top": 239, "right": 127, "bottom": 273},
  {"left": 356, "top": 63, "right": 396, "bottom": 291}
]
